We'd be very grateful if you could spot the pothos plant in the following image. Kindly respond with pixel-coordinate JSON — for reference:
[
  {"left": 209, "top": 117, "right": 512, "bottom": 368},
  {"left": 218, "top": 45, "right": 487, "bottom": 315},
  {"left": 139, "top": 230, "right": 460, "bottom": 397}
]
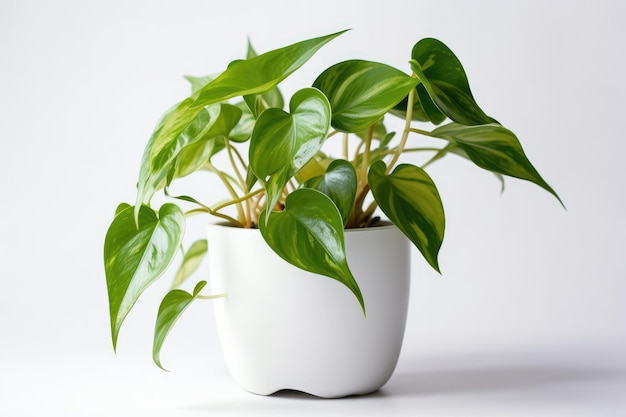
[{"left": 104, "top": 30, "right": 561, "bottom": 369}]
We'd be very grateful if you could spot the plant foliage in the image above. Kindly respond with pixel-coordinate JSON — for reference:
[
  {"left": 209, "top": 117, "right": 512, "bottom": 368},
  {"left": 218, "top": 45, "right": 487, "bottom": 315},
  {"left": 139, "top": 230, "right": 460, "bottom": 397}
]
[{"left": 104, "top": 30, "right": 561, "bottom": 369}]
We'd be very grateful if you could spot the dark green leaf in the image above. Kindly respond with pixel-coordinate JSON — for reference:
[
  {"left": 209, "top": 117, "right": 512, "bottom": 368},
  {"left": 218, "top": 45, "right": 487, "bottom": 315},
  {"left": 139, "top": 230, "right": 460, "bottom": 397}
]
[
  {"left": 431, "top": 123, "right": 562, "bottom": 205},
  {"left": 171, "top": 240, "right": 208, "bottom": 289},
  {"left": 410, "top": 38, "right": 496, "bottom": 126},
  {"left": 303, "top": 159, "right": 357, "bottom": 226},
  {"left": 153, "top": 280, "right": 207, "bottom": 371},
  {"left": 104, "top": 203, "right": 185, "bottom": 350},
  {"left": 390, "top": 84, "right": 446, "bottom": 124},
  {"left": 313, "top": 59, "right": 419, "bottom": 132},
  {"left": 249, "top": 88, "right": 331, "bottom": 218},
  {"left": 368, "top": 161, "right": 445, "bottom": 272},
  {"left": 259, "top": 188, "right": 364, "bottom": 313}
]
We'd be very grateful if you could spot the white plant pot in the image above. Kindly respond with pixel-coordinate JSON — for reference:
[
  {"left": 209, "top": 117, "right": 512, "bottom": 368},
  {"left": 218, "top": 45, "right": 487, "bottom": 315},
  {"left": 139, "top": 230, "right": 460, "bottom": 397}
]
[{"left": 208, "top": 223, "right": 411, "bottom": 398}]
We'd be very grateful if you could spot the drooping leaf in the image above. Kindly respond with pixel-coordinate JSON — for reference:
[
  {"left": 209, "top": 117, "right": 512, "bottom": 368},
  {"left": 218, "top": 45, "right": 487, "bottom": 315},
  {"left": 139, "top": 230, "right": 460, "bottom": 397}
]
[
  {"left": 313, "top": 59, "right": 419, "bottom": 132},
  {"left": 249, "top": 88, "right": 331, "bottom": 219},
  {"left": 169, "top": 103, "right": 242, "bottom": 182},
  {"left": 104, "top": 203, "right": 185, "bottom": 350},
  {"left": 136, "top": 105, "right": 221, "bottom": 215},
  {"left": 303, "top": 159, "right": 357, "bottom": 226},
  {"left": 171, "top": 239, "right": 208, "bottom": 289},
  {"left": 259, "top": 188, "right": 364, "bottom": 313},
  {"left": 410, "top": 38, "right": 496, "bottom": 126},
  {"left": 153, "top": 280, "right": 207, "bottom": 371},
  {"left": 446, "top": 144, "right": 506, "bottom": 192},
  {"left": 431, "top": 123, "right": 562, "bottom": 205},
  {"left": 368, "top": 161, "right": 445, "bottom": 272}
]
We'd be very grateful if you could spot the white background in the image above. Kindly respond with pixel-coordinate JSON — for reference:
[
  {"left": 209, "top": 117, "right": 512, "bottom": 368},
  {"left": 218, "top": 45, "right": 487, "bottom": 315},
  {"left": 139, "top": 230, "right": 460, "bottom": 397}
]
[{"left": 1, "top": 0, "right": 625, "bottom": 416}]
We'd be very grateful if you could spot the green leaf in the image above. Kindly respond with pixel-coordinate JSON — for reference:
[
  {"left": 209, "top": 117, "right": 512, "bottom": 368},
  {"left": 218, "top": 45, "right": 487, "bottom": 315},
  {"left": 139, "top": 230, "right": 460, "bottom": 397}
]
[
  {"left": 171, "top": 240, "right": 208, "bottom": 289},
  {"left": 184, "top": 74, "right": 215, "bottom": 94},
  {"left": 313, "top": 59, "right": 419, "bottom": 132},
  {"left": 136, "top": 105, "right": 221, "bottom": 214},
  {"left": 243, "top": 39, "right": 285, "bottom": 117},
  {"left": 153, "top": 280, "right": 207, "bottom": 371},
  {"left": 104, "top": 203, "right": 185, "bottom": 350},
  {"left": 303, "top": 159, "right": 357, "bottom": 226},
  {"left": 410, "top": 38, "right": 496, "bottom": 126},
  {"left": 431, "top": 123, "right": 562, "bottom": 205},
  {"left": 368, "top": 161, "right": 445, "bottom": 272},
  {"left": 191, "top": 30, "right": 347, "bottom": 108},
  {"left": 229, "top": 101, "right": 255, "bottom": 142},
  {"left": 259, "top": 188, "right": 364, "bottom": 313},
  {"left": 249, "top": 88, "right": 331, "bottom": 219},
  {"left": 134, "top": 30, "right": 346, "bottom": 221},
  {"left": 390, "top": 84, "right": 446, "bottom": 124}
]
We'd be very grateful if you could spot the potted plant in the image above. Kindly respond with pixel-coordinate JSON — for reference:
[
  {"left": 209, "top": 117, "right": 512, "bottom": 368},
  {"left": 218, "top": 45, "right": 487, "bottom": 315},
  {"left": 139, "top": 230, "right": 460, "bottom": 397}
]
[{"left": 104, "top": 29, "right": 561, "bottom": 397}]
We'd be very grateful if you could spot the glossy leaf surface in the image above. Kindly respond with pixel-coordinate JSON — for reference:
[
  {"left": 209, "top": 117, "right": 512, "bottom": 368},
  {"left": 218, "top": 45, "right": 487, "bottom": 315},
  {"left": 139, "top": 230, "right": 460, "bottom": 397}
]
[
  {"left": 431, "top": 123, "right": 562, "bottom": 204},
  {"left": 259, "top": 188, "right": 364, "bottom": 313},
  {"left": 171, "top": 239, "right": 208, "bottom": 289},
  {"left": 303, "top": 159, "right": 357, "bottom": 226},
  {"left": 249, "top": 88, "right": 331, "bottom": 217},
  {"left": 313, "top": 60, "right": 418, "bottom": 132},
  {"left": 104, "top": 204, "right": 185, "bottom": 350},
  {"left": 170, "top": 103, "right": 242, "bottom": 181},
  {"left": 135, "top": 30, "right": 346, "bottom": 217},
  {"left": 153, "top": 280, "right": 207, "bottom": 370},
  {"left": 136, "top": 105, "right": 221, "bottom": 213},
  {"left": 191, "top": 30, "right": 346, "bottom": 108},
  {"left": 410, "top": 38, "right": 495, "bottom": 126},
  {"left": 368, "top": 161, "right": 445, "bottom": 272}
]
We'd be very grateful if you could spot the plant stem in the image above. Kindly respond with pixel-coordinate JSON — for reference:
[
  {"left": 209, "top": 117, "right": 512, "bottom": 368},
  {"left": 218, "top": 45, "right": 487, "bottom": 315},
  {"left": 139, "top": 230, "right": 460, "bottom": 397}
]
[
  {"left": 206, "top": 162, "right": 246, "bottom": 223},
  {"left": 184, "top": 207, "right": 243, "bottom": 227},
  {"left": 212, "top": 188, "right": 264, "bottom": 213},
  {"left": 342, "top": 133, "right": 349, "bottom": 160},
  {"left": 386, "top": 86, "right": 415, "bottom": 174},
  {"left": 197, "top": 293, "right": 228, "bottom": 300}
]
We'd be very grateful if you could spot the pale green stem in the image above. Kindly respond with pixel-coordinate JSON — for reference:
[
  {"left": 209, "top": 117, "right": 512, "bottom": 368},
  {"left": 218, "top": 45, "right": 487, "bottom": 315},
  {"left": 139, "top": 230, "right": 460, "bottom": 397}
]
[
  {"left": 342, "top": 133, "right": 349, "bottom": 160},
  {"left": 206, "top": 162, "right": 245, "bottom": 223},
  {"left": 386, "top": 86, "right": 415, "bottom": 174},
  {"left": 212, "top": 188, "right": 264, "bottom": 213},
  {"left": 197, "top": 293, "right": 228, "bottom": 300}
]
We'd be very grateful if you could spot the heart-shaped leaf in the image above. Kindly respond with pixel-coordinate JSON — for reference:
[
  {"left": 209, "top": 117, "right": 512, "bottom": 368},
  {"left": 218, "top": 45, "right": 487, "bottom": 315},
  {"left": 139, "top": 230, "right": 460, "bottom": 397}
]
[
  {"left": 391, "top": 84, "right": 447, "bottom": 125},
  {"left": 313, "top": 59, "right": 419, "bottom": 132},
  {"left": 153, "top": 280, "right": 207, "bottom": 371},
  {"left": 259, "top": 188, "right": 364, "bottom": 313},
  {"left": 410, "top": 38, "right": 496, "bottom": 126},
  {"left": 170, "top": 239, "right": 208, "bottom": 289},
  {"left": 104, "top": 203, "right": 185, "bottom": 350},
  {"left": 249, "top": 88, "right": 331, "bottom": 218},
  {"left": 303, "top": 159, "right": 357, "bottom": 226},
  {"left": 368, "top": 161, "right": 445, "bottom": 272},
  {"left": 431, "top": 123, "right": 562, "bottom": 205}
]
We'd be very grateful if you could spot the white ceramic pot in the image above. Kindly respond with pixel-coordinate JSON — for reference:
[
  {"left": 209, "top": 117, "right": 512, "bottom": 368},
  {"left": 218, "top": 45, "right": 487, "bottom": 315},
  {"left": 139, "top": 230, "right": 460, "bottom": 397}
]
[{"left": 208, "top": 223, "right": 411, "bottom": 398}]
